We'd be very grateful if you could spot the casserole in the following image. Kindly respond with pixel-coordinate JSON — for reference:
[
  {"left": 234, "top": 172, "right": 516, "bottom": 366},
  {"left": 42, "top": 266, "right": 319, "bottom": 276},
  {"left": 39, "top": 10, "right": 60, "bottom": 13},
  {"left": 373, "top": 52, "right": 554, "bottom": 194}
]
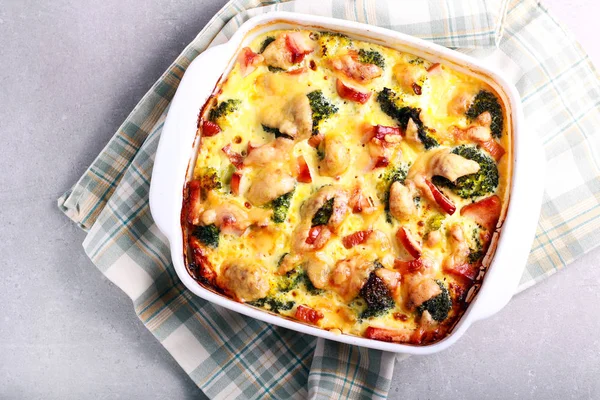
[{"left": 150, "top": 12, "right": 544, "bottom": 354}]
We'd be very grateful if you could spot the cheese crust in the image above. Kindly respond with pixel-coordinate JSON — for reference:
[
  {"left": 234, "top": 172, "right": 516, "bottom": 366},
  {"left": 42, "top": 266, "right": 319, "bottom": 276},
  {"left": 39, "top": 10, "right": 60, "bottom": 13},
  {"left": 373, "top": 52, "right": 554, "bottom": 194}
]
[{"left": 182, "top": 29, "right": 512, "bottom": 345}]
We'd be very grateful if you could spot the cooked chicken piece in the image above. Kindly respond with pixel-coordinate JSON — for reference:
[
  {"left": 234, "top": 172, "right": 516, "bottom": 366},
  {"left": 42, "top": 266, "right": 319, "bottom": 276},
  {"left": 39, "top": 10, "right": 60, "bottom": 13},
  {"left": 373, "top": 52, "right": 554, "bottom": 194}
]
[
  {"left": 329, "top": 255, "right": 373, "bottom": 301},
  {"left": 262, "top": 32, "right": 314, "bottom": 70},
  {"left": 246, "top": 167, "right": 295, "bottom": 206},
  {"left": 443, "top": 224, "right": 471, "bottom": 270},
  {"left": 425, "top": 230, "right": 442, "bottom": 247},
  {"left": 300, "top": 185, "right": 349, "bottom": 231},
  {"left": 220, "top": 262, "right": 270, "bottom": 302},
  {"left": 237, "top": 47, "right": 264, "bottom": 77},
  {"left": 389, "top": 181, "right": 416, "bottom": 220},
  {"left": 447, "top": 93, "right": 474, "bottom": 116},
  {"left": 407, "top": 277, "right": 442, "bottom": 309},
  {"left": 329, "top": 52, "right": 382, "bottom": 83},
  {"left": 392, "top": 63, "right": 426, "bottom": 92},
  {"left": 429, "top": 148, "right": 480, "bottom": 182},
  {"left": 319, "top": 135, "right": 350, "bottom": 177},
  {"left": 405, "top": 118, "right": 420, "bottom": 144},
  {"left": 244, "top": 137, "right": 294, "bottom": 167},
  {"left": 375, "top": 267, "right": 402, "bottom": 302},
  {"left": 260, "top": 94, "right": 313, "bottom": 140}
]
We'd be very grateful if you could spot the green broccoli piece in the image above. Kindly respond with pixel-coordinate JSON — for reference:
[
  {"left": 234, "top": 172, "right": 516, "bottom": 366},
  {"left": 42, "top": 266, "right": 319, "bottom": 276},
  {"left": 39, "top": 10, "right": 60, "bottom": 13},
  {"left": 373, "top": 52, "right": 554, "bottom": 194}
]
[
  {"left": 271, "top": 190, "right": 295, "bottom": 223},
  {"left": 432, "top": 145, "right": 499, "bottom": 199},
  {"left": 311, "top": 197, "right": 334, "bottom": 226},
  {"left": 425, "top": 214, "right": 445, "bottom": 233},
  {"left": 195, "top": 168, "right": 222, "bottom": 200},
  {"left": 408, "top": 57, "right": 425, "bottom": 65},
  {"left": 259, "top": 36, "right": 275, "bottom": 53},
  {"left": 208, "top": 99, "right": 241, "bottom": 123},
  {"left": 262, "top": 124, "right": 294, "bottom": 140},
  {"left": 468, "top": 225, "right": 485, "bottom": 263},
  {"left": 192, "top": 224, "right": 220, "bottom": 248},
  {"left": 307, "top": 90, "right": 338, "bottom": 134},
  {"left": 377, "top": 164, "right": 409, "bottom": 223},
  {"left": 358, "top": 49, "right": 385, "bottom": 69},
  {"left": 417, "top": 280, "right": 452, "bottom": 322},
  {"left": 466, "top": 90, "right": 504, "bottom": 138},
  {"left": 376, "top": 88, "right": 438, "bottom": 149},
  {"left": 359, "top": 269, "right": 395, "bottom": 319},
  {"left": 248, "top": 297, "right": 295, "bottom": 314},
  {"left": 267, "top": 66, "right": 285, "bottom": 73}
]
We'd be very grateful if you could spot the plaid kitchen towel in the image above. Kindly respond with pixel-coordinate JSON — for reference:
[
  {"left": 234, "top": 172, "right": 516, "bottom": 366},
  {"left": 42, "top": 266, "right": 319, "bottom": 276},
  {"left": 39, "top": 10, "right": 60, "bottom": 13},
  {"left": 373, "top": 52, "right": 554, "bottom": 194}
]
[{"left": 58, "top": 0, "right": 600, "bottom": 398}]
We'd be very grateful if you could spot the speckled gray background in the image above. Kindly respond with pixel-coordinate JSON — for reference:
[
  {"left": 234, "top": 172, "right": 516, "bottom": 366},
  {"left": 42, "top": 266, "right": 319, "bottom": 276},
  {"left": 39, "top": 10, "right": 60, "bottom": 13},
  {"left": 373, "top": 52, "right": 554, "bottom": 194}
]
[{"left": 1, "top": 0, "right": 599, "bottom": 399}]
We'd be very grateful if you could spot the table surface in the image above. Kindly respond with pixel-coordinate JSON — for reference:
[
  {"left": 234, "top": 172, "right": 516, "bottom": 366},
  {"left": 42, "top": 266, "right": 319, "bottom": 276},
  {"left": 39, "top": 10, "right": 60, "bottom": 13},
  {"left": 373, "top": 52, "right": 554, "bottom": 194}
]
[{"left": 1, "top": 0, "right": 599, "bottom": 398}]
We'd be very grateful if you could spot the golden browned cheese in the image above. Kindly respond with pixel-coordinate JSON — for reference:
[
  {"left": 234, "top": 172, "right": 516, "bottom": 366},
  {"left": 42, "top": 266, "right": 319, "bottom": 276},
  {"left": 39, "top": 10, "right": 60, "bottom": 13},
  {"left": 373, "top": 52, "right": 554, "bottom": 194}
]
[{"left": 183, "top": 29, "right": 512, "bottom": 345}]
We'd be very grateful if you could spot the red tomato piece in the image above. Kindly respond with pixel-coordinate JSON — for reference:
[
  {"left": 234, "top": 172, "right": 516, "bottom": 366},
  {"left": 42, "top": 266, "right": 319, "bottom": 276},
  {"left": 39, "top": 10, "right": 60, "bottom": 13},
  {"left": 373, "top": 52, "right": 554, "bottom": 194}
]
[
  {"left": 336, "top": 79, "right": 372, "bottom": 104},
  {"left": 296, "top": 156, "right": 312, "bottom": 183},
  {"left": 460, "top": 195, "right": 501, "bottom": 231},
  {"left": 372, "top": 125, "right": 402, "bottom": 141},
  {"left": 295, "top": 305, "right": 324, "bottom": 325},
  {"left": 342, "top": 230, "right": 373, "bottom": 249},
  {"left": 308, "top": 133, "right": 323, "bottom": 148},
  {"left": 230, "top": 172, "right": 241, "bottom": 195},
  {"left": 365, "top": 327, "right": 411, "bottom": 343},
  {"left": 424, "top": 179, "right": 456, "bottom": 215},
  {"left": 444, "top": 262, "right": 478, "bottom": 281},
  {"left": 305, "top": 225, "right": 325, "bottom": 245},
  {"left": 479, "top": 139, "right": 505, "bottom": 161},
  {"left": 202, "top": 120, "right": 221, "bottom": 137},
  {"left": 396, "top": 226, "right": 423, "bottom": 259},
  {"left": 221, "top": 144, "right": 244, "bottom": 169},
  {"left": 394, "top": 258, "right": 426, "bottom": 274}
]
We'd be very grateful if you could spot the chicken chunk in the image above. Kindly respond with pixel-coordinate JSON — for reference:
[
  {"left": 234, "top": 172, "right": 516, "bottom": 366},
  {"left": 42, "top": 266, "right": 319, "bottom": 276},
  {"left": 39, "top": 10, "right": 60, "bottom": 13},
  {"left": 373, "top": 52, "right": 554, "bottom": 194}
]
[
  {"left": 329, "top": 52, "right": 382, "bottom": 83},
  {"left": 246, "top": 167, "right": 296, "bottom": 206},
  {"left": 319, "top": 135, "right": 350, "bottom": 177},
  {"left": 220, "top": 262, "right": 270, "bottom": 302},
  {"left": 429, "top": 148, "right": 480, "bottom": 182},
  {"left": 262, "top": 32, "right": 314, "bottom": 70},
  {"left": 392, "top": 63, "right": 426, "bottom": 92},
  {"left": 389, "top": 181, "right": 416, "bottom": 220},
  {"left": 260, "top": 94, "right": 313, "bottom": 140},
  {"left": 244, "top": 137, "right": 294, "bottom": 167}
]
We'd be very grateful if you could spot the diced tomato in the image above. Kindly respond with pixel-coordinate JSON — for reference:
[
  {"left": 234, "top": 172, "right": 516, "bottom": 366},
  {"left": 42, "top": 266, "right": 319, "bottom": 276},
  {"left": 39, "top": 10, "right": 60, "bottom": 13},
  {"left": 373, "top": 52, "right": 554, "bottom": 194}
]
[
  {"left": 285, "top": 34, "right": 313, "bottom": 64},
  {"left": 287, "top": 67, "right": 307, "bottom": 75},
  {"left": 342, "top": 230, "right": 373, "bottom": 249},
  {"left": 336, "top": 79, "right": 372, "bottom": 104},
  {"left": 365, "top": 327, "right": 411, "bottom": 343},
  {"left": 396, "top": 226, "right": 422, "bottom": 259},
  {"left": 221, "top": 144, "right": 244, "bottom": 169},
  {"left": 295, "top": 305, "right": 324, "bottom": 325},
  {"left": 479, "top": 139, "right": 505, "bottom": 161},
  {"left": 460, "top": 195, "right": 501, "bottom": 231},
  {"left": 296, "top": 156, "right": 312, "bottom": 183},
  {"left": 308, "top": 133, "right": 324, "bottom": 148},
  {"left": 306, "top": 225, "right": 325, "bottom": 245},
  {"left": 237, "top": 47, "right": 263, "bottom": 76},
  {"left": 427, "top": 63, "right": 442, "bottom": 73},
  {"left": 444, "top": 262, "right": 478, "bottom": 281},
  {"left": 230, "top": 172, "right": 241, "bottom": 195},
  {"left": 394, "top": 258, "right": 426, "bottom": 274},
  {"left": 373, "top": 156, "right": 389, "bottom": 169},
  {"left": 372, "top": 125, "right": 402, "bottom": 141},
  {"left": 202, "top": 120, "right": 221, "bottom": 137},
  {"left": 412, "top": 83, "right": 422, "bottom": 95},
  {"left": 424, "top": 179, "right": 456, "bottom": 215}
]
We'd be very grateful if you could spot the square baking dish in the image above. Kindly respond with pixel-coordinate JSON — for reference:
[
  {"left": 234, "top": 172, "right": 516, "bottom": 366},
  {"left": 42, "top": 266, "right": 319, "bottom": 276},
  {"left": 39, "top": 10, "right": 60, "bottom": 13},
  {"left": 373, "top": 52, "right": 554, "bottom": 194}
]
[{"left": 149, "top": 12, "right": 544, "bottom": 354}]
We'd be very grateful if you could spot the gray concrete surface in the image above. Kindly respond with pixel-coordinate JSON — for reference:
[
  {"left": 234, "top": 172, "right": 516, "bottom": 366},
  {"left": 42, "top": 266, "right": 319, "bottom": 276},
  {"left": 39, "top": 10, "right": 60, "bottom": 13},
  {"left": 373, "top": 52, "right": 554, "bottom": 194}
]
[{"left": 0, "top": 0, "right": 598, "bottom": 398}]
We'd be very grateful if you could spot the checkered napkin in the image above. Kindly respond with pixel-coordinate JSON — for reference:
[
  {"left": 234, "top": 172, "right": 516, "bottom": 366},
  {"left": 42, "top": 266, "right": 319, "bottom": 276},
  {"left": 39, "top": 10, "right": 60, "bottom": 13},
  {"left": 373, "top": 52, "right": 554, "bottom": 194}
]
[{"left": 58, "top": 0, "right": 600, "bottom": 398}]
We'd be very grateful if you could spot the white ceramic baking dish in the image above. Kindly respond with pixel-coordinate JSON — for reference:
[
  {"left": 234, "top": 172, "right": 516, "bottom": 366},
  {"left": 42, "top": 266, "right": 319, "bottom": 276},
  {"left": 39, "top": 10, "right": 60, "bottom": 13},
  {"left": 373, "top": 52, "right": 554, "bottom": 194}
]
[{"left": 149, "top": 12, "right": 545, "bottom": 355}]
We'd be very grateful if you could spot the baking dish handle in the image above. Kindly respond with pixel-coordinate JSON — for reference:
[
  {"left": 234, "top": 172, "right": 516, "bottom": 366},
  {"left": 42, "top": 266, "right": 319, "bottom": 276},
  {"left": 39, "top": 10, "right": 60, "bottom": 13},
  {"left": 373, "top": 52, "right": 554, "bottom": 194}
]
[
  {"left": 470, "top": 126, "right": 546, "bottom": 322},
  {"left": 150, "top": 44, "right": 232, "bottom": 239}
]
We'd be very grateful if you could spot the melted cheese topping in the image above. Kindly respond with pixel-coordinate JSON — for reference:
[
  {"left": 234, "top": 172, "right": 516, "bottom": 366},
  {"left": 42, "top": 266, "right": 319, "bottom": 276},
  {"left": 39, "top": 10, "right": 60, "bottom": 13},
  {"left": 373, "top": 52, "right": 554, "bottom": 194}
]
[{"left": 184, "top": 30, "right": 512, "bottom": 345}]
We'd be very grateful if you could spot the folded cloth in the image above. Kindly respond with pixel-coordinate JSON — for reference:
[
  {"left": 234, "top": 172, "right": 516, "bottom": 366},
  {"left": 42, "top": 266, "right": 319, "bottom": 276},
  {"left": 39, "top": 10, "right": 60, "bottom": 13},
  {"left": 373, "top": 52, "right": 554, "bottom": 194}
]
[{"left": 58, "top": 0, "right": 600, "bottom": 398}]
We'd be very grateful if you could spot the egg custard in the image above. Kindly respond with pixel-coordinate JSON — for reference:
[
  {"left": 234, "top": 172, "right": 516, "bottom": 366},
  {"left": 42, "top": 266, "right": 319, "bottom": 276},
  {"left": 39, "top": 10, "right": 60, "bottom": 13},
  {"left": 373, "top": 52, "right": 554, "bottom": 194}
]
[{"left": 182, "top": 29, "right": 511, "bottom": 345}]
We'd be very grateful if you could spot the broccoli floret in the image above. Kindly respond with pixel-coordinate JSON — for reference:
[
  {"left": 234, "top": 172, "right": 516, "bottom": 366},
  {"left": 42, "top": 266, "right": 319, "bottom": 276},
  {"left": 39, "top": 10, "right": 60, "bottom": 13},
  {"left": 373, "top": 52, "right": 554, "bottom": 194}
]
[
  {"left": 417, "top": 280, "right": 452, "bottom": 322},
  {"left": 358, "top": 49, "right": 385, "bottom": 69},
  {"left": 377, "top": 164, "right": 409, "bottom": 223},
  {"left": 408, "top": 57, "right": 425, "bottom": 65},
  {"left": 248, "top": 297, "right": 295, "bottom": 314},
  {"left": 376, "top": 88, "right": 438, "bottom": 149},
  {"left": 262, "top": 124, "right": 293, "bottom": 140},
  {"left": 466, "top": 90, "right": 504, "bottom": 138},
  {"left": 259, "top": 36, "right": 275, "bottom": 53},
  {"left": 267, "top": 66, "right": 285, "bottom": 73},
  {"left": 360, "top": 269, "right": 395, "bottom": 319},
  {"left": 425, "top": 214, "right": 445, "bottom": 233},
  {"left": 311, "top": 197, "right": 334, "bottom": 226},
  {"left": 468, "top": 225, "right": 485, "bottom": 263},
  {"left": 271, "top": 190, "right": 295, "bottom": 223},
  {"left": 208, "top": 99, "right": 241, "bottom": 123},
  {"left": 432, "top": 145, "right": 499, "bottom": 199},
  {"left": 196, "top": 168, "right": 222, "bottom": 200},
  {"left": 192, "top": 224, "right": 220, "bottom": 248},
  {"left": 307, "top": 90, "right": 338, "bottom": 134}
]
